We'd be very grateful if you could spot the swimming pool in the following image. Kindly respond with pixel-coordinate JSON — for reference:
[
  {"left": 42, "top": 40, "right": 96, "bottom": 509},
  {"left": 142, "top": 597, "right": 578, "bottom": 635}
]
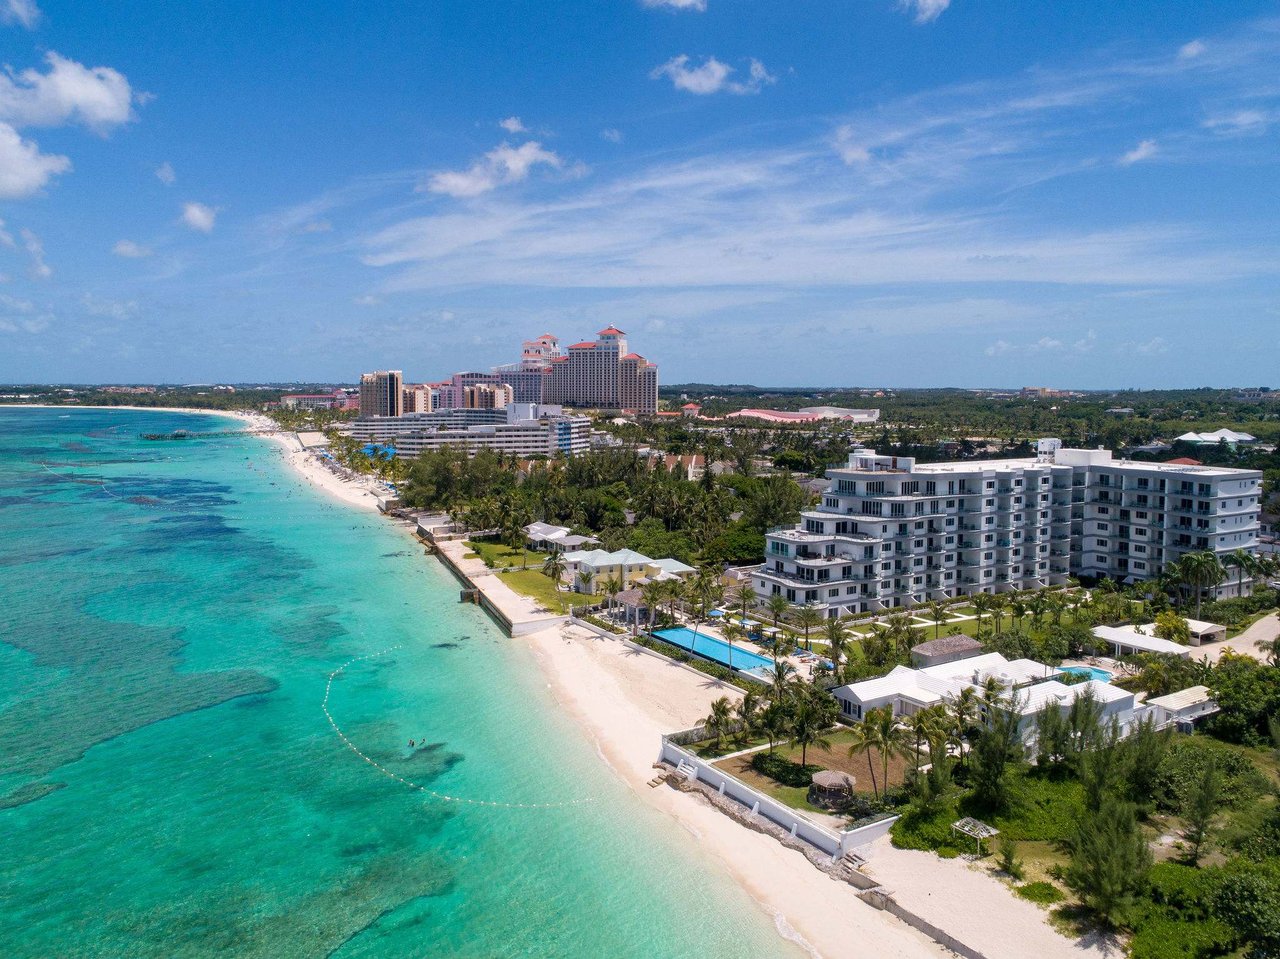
[
  {"left": 1059, "top": 665, "right": 1113, "bottom": 683},
  {"left": 651, "top": 627, "right": 776, "bottom": 681}
]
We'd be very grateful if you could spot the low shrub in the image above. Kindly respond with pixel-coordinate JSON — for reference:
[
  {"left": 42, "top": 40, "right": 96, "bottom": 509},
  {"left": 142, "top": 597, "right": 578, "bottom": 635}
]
[
  {"left": 1127, "top": 916, "right": 1234, "bottom": 959},
  {"left": 1016, "top": 881, "right": 1065, "bottom": 905},
  {"left": 1153, "top": 737, "right": 1269, "bottom": 813},
  {"left": 750, "top": 751, "right": 819, "bottom": 787}
]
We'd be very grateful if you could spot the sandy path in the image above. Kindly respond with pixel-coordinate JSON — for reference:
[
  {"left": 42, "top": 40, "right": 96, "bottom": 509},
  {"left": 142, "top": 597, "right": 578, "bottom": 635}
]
[
  {"left": 864, "top": 843, "right": 1120, "bottom": 959},
  {"left": 526, "top": 625, "right": 950, "bottom": 959}
]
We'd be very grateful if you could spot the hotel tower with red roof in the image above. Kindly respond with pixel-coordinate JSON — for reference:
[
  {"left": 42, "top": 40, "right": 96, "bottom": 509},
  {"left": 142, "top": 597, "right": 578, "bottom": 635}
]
[{"left": 540, "top": 327, "right": 658, "bottom": 413}]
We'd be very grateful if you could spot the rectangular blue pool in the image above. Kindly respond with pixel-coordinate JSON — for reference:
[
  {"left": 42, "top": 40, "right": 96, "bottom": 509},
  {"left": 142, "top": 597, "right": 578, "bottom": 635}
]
[{"left": 651, "top": 627, "right": 776, "bottom": 681}]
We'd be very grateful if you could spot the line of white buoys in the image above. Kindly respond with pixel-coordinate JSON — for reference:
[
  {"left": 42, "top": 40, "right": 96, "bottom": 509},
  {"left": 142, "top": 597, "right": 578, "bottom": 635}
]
[
  {"left": 322, "top": 646, "right": 597, "bottom": 810},
  {"left": 36, "top": 460, "right": 184, "bottom": 510}
]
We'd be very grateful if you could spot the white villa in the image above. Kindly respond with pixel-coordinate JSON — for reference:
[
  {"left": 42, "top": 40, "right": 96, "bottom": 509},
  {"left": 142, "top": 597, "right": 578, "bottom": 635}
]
[
  {"left": 560, "top": 548, "right": 696, "bottom": 593},
  {"left": 834, "top": 651, "right": 1151, "bottom": 740},
  {"left": 523, "top": 521, "right": 600, "bottom": 552},
  {"left": 1174, "top": 428, "right": 1257, "bottom": 446}
]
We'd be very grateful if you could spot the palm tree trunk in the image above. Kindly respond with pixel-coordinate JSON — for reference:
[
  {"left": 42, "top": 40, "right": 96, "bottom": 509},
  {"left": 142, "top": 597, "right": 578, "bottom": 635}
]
[{"left": 866, "top": 751, "right": 879, "bottom": 799}]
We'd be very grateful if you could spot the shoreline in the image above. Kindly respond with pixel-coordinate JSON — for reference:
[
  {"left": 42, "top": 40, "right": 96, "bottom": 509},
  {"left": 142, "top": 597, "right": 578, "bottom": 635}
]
[
  {"left": 11, "top": 403, "right": 388, "bottom": 513},
  {"left": 525, "top": 625, "right": 948, "bottom": 959},
  {"left": 29, "top": 403, "right": 1082, "bottom": 959}
]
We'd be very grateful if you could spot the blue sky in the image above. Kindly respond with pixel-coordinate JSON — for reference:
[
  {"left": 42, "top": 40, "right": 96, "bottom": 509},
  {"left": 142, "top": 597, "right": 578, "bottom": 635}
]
[{"left": 0, "top": 0, "right": 1277, "bottom": 388}]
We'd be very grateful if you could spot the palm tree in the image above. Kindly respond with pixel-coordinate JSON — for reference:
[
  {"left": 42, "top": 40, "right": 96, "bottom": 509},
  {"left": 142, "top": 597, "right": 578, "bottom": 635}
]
[
  {"left": 904, "top": 704, "right": 948, "bottom": 774},
  {"left": 1181, "top": 551, "right": 1225, "bottom": 619},
  {"left": 1224, "top": 549, "right": 1257, "bottom": 600},
  {"left": 701, "top": 696, "right": 734, "bottom": 749},
  {"left": 848, "top": 705, "right": 909, "bottom": 800},
  {"left": 768, "top": 658, "right": 797, "bottom": 701},
  {"left": 795, "top": 603, "right": 824, "bottom": 652},
  {"left": 542, "top": 552, "right": 566, "bottom": 585},
  {"left": 1029, "top": 589, "right": 1049, "bottom": 629},
  {"left": 760, "top": 701, "right": 791, "bottom": 755},
  {"left": 824, "top": 617, "right": 849, "bottom": 680},
  {"left": 640, "top": 580, "right": 666, "bottom": 630},
  {"left": 732, "top": 583, "right": 757, "bottom": 624},
  {"left": 990, "top": 593, "right": 1009, "bottom": 633},
  {"left": 765, "top": 593, "right": 790, "bottom": 633},
  {"left": 927, "top": 600, "right": 949, "bottom": 640},
  {"left": 971, "top": 592, "right": 992, "bottom": 631},
  {"left": 721, "top": 621, "right": 741, "bottom": 672},
  {"left": 602, "top": 576, "right": 624, "bottom": 617},
  {"left": 789, "top": 696, "right": 833, "bottom": 768},
  {"left": 1257, "top": 635, "right": 1280, "bottom": 667},
  {"left": 1009, "top": 597, "right": 1027, "bottom": 630},
  {"left": 735, "top": 689, "right": 761, "bottom": 740},
  {"left": 949, "top": 686, "right": 979, "bottom": 769}
]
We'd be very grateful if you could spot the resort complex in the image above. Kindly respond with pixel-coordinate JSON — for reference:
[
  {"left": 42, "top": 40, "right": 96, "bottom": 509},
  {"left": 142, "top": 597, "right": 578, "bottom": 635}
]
[
  {"left": 342, "top": 403, "right": 591, "bottom": 458},
  {"left": 755, "top": 440, "right": 1263, "bottom": 615}
]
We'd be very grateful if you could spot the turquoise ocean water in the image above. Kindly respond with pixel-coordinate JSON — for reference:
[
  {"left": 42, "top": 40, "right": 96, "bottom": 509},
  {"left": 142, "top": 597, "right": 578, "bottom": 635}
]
[{"left": 0, "top": 408, "right": 796, "bottom": 958}]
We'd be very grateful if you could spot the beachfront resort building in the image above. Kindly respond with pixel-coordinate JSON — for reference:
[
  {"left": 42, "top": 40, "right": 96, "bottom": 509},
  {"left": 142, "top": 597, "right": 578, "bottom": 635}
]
[
  {"left": 402, "top": 384, "right": 432, "bottom": 413},
  {"left": 342, "top": 404, "right": 590, "bottom": 459},
  {"left": 542, "top": 327, "right": 659, "bottom": 414},
  {"left": 281, "top": 389, "right": 356, "bottom": 411},
  {"left": 359, "top": 371, "right": 403, "bottom": 418},
  {"left": 755, "top": 440, "right": 1263, "bottom": 616}
]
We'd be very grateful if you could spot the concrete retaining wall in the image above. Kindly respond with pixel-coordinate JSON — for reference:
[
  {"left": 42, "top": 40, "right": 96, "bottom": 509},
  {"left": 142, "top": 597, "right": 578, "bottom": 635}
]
[{"left": 659, "top": 739, "right": 898, "bottom": 858}]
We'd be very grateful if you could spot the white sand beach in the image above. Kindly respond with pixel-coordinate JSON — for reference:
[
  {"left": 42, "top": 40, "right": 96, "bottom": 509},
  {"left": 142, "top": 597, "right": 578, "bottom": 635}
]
[{"left": 526, "top": 624, "right": 949, "bottom": 959}]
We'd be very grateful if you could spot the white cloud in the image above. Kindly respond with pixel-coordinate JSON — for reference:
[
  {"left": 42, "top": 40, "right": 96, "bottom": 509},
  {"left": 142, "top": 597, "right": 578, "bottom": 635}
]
[
  {"left": 0, "top": 52, "right": 135, "bottom": 133},
  {"left": 898, "top": 0, "right": 950, "bottom": 24},
  {"left": 1, "top": 0, "right": 40, "bottom": 29},
  {"left": 1129, "top": 336, "right": 1168, "bottom": 355},
  {"left": 155, "top": 160, "right": 175, "bottom": 184},
  {"left": 1178, "top": 40, "right": 1206, "bottom": 60},
  {"left": 112, "top": 239, "right": 151, "bottom": 258},
  {"left": 1119, "top": 138, "right": 1158, "bottom": 165},
  {"left": 1203, "top": 109, "right": 1271, "bottom": 135},
  {"left": 181, "top": 201, "right": 217, "bottom": 232},
  {"left": 642, "top": 0, "right": 707, "bottom": 10},
  {"left": 81, "top": 292, "right": 137, "bottom": 319},
  {"left": 0, "top": 121, "right": 70, "bottom": 197},
  {"left": 20, "top": 227, "right": 50, "bottom": 278},
  {"left": 0, "top": 217, "right": 12, "bottom": 247},
  {"left": 650, "top": 55, "right": 775, "bottom": 95},
  {"left": 601, "top": 127, "right": 623, "bottom": 143},
  {"left": 425, "top": 140, "right": 562, "bottom": 198},
  {"left": 499, "top": 116, "right": 527, "bottom": 134},
  {"left": 833, "top": 124, "right": 870, "bottom": 164},
  {"left": 353, "top": 294, "right": 382, "bottom": 306}
]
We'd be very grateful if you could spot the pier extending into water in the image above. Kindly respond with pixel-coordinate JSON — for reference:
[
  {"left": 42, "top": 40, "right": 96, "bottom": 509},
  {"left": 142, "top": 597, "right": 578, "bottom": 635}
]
[{"left": 138, "top": 429, "right": 264, "bottom": 441}]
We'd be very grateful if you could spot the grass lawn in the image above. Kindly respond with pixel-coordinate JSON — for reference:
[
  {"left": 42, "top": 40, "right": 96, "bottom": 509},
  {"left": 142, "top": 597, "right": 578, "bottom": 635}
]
[
  {"left": 465, "top": 538, "right": 532, "bottom": 569},
  {"left": 713, "top": 728, "right": 914, "bottom": 811},
  {"left": 496, "top": 568, "right": 603, "bottom": 614}
]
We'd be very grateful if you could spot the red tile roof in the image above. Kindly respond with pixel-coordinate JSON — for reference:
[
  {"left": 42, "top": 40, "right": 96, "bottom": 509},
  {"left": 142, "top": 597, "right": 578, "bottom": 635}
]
[
  {"left": 598, "top": 326, "right": 625, "bottom": 335},
  {"left": 568, "top": 341, "right": 596, "bottom": 349},
  {"left": 621, "top": 352, "right": 644, "bottom": 360},
  {"left": 1164, "top": 457, "right": 1203, "bottom": 466}
]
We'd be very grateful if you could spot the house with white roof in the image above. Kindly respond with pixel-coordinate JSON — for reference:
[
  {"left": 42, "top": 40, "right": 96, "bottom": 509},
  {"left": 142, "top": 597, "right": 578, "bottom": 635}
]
[
  {"left": 832, "top": 652, "right": 1145, "bottom": 740},
  {"left": 560, "top": 549, "right": 698, "bottom": 593},
  {"left": 1175, "top": 429, "right": 1257, "bottom": 445},
  {"left": 1145, "top": 685, "right": 1219, "bottom": 730},
  {"left": 1093, "top": 624, "right": 1193, "bottom": 658},
  {"left": 524, "top": 522, "right": 600, "bottom": 553}
]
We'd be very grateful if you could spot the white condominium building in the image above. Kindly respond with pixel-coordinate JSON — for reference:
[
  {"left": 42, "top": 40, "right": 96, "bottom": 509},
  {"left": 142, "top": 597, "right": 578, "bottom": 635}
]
[
  {"left": 755, "top": 440, "right": 1262, "bottom": 616},
  {"left": 342, "top": 404, "right": 590, "bottom": 459}
]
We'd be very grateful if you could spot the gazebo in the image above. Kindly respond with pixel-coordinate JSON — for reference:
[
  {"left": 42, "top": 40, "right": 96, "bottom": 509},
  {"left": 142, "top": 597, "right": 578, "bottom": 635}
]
[{"left": 808, "top": 770, "right": 855, "bottom": 808}]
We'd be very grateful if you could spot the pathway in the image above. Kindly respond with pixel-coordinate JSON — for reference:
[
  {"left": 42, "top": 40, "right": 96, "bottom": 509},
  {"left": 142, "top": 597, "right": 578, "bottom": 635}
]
[{"left": 1196, "top": 611, "right": 1279, "bottom": 664}]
